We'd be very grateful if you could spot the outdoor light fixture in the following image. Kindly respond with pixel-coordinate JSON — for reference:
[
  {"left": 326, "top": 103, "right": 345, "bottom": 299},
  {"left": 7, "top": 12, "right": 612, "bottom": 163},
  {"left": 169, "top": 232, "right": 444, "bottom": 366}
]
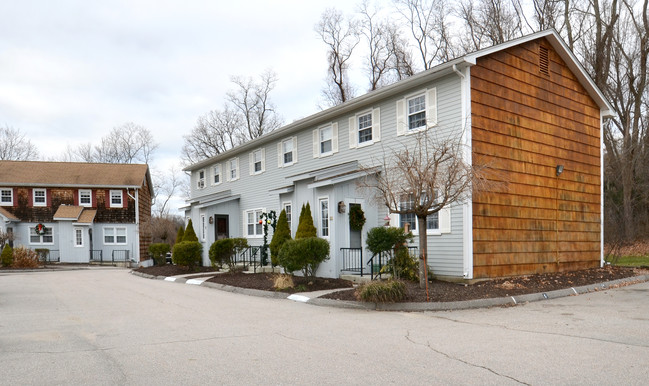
[
  {"left": 338, "top": 201, "right": 346, "bottom": 213},
  {"left": 556, "top": 164, "right": 564, "bottom": 176},
  {"left": 384, "top": 215, "right": 391, "bottom": 227}
]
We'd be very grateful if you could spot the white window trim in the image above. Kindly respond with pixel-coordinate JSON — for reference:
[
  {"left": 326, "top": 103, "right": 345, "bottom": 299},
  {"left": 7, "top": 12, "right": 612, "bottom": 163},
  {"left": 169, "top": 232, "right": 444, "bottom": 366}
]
[
  {"left": 29, "top": 225, "right": 54, "bottom": 245},
  {"left": 349, "top": 108, "right": 381, "bottom": 149},
  {"left": 243, "top": 208, "right": 265, "bottom": 238},
  {"left": 74, "top": 227, "right": 84, "bottom": 247},
  {"left": 318, "top": 197, "right": 330, "bottom": 239},
  {"left": 197, "top": 169, "right": 206, "bottom": 189},
  {"left": 249, "top": 148, "right": 266, "bottom": 175},
  {"left": 109, "top": 190, "right": 123, "bottom": 208},
  {"left": 79, "top": 189, "right": 92, "bottom": 207},
  {"left": 396, "top": 88, "right": 437, "bottom": 136},
  {"left": 312, "top": 123, "right": 338, "bottom": 158},
  {"left": 33, "top": 188, "right": 47, "bottom": 207},
  {"left": 282, "top": 202, "right": 292, "bottom": 231},
  {"left": 227, "top": 157, "right": 239, "bottom": 182},
  {"left": 1, "top": 188, "right": 13, "bottom": 206},
  {"left": 103, "top": 226, "right": 127, "bottom": 245},
  {"left": 212, "top": 164, "right": 222, "bottom": 186},
  {"left": 278, "top": 137, "right": 298, "bottom": 167}
]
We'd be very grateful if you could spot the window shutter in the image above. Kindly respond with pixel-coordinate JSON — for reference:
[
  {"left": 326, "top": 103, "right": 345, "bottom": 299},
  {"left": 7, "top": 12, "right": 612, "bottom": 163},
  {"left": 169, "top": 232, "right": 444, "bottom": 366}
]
[
  {"left": 332, "top": 122, "right": 339, "bottom": 153},
  {"left": 91, "top": 190, "right": 96, "bottom": 207},
  {"left": 261, "top": 148, "right": 265, "bottom": 172},
  {"left": 47, "top": 189, "right": 52, "bottom": 207},
  {"left": 348, "top": 117, "right": 357, "bottom": 149},
  {"left": 105, "top": 190, "right": 110, "bottom": 208},
  {"left": 292, "top": 137, "right": 298, "bottom": 164},
  {"left": 28, "top": 189, "right": 33, "bottom": 207},
  {"left": 426, "top": 88, "right": 437, "bottom": 127},
  {"left": 396, "top": 98, "right": 406, "bottom": 136},
  {"left": 243, "top": 210, "right": 248, "bottom": 236},
  {"left": 312, "top": 129, "right": 319, "bottom": 158},
  {"left": 372, "top": 107, "right": 381, "bottom": 142},
  {"left": 439, "top": 207, "right": 451, "bottom": 234},
  {"left": 249, "top": 152, "right": 254, "bottom": 175},
  {"left": 277, "top": 142, "right": 283, "bottom": 168},
  {"left": 389, "top": 213, "right": 400, "bottom": 227}
]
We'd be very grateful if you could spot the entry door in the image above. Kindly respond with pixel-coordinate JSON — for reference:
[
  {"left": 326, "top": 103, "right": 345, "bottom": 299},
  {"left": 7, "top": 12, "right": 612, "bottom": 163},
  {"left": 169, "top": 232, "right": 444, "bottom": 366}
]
[
  {"left": 214, "top": 215, "right": 229, "bottom": 240},
  {"left": 349, "top": 203, "right": 362, "bottom": 248}
]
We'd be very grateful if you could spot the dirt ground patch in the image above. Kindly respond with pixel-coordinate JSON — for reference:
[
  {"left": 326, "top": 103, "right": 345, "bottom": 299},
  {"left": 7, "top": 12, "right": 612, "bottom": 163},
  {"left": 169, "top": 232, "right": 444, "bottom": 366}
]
[{"left": 135, "top": 265, "right": 647, "bottom": 302}]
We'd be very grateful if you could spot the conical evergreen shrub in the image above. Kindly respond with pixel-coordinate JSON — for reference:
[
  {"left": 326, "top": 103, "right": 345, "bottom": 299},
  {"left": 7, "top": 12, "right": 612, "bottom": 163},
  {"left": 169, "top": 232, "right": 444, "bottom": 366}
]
[
  {"left": 295, "top": 202, "right": 317, "bottom": 239},
  {"left": 175, "top": 225, "right": 185, "bottom": 244},
  {"left": 270, "top": 209, "right": 292, "bottom": 266},
  {"left": 1, "top": 244, "right": 13, "bottom": 267},
  {"left": 183, "top": 219, "right": 199, "bottom": 242}
]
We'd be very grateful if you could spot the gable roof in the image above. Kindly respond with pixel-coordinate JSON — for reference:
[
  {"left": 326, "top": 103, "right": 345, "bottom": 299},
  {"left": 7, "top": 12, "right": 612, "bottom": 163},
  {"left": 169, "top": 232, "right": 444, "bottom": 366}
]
[
  {"left": 185, "top": 29, "right": 612, "bottom": 172},
  {"left": 0, "top": 161, "right": 153, "bottom": 195},
  {"left": 0, "top": 206, "right": 19, "bottom": 221},
  {"left": 52, "top": 205, "right": 96, "bottom": 223}
]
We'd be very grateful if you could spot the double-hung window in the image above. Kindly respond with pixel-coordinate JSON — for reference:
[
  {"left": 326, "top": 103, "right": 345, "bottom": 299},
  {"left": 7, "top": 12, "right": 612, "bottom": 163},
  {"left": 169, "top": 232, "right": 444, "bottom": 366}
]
[
  {"left": 197, "top": 170, "right": 206, "bottom": 189},
  {"left": 1, "top": 188, "right": 13, "bottom": 206},
  {"left": 212, "top": 164, "right": 221, "bottom": 185},
  {"left": 79, "top": 189, "right": 92, "bottom": 207},
  {"left": 396, "top": 88, "right": 437, "bottom": 136},
  {"left": 245, "top": 209, "right": 264, "bottom": 237},
  {"left": 283, "top": 202, "right": 292, "bottom": 230},
  {"left": 399, "top": 193, "right": 442, "bottom": 235},
  {"left": 349, "top": 109, "right": 381, "bottom": 148},
  {"left": 104, "top": 227, "right": 127, "bottom": 245},
  {"left": 110, "top": 190, "right": 123, "bottom": 208},
  {"left": 33, "top": 189, "right": 46, "bottom": 206},
  {"left": 250, "top": 148, "right": 265, "bottom": 175},
  {"left": 74, "top": 228, "right": 84, "bottom": 247},
  {"left": 278, "top": 137, "right": 298, "bottom": 167},
  {"left": 319, "top": 198, "right": 329, "bottom": 238},
  {"left": 313, "top": 123, "right": 338, "bottom": 158},
  {"left": 228, "top": 158, "right": 239, "bottom": 181},
  {"left": 358, "top": 113, "right": 373, "bottom": 144},
  {"left": 407, "top": 94, "right": 426, "bottom": 130},
  {"left": 320, "top": 126, "right": 332, "bottom": 154},
  {"left": 30, "top": 226, "right": 53, "bottom": 244}
]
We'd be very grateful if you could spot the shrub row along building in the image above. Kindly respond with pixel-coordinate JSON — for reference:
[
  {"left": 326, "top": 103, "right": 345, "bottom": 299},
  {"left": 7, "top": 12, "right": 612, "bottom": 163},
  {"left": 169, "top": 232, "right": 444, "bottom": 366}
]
[
  {"left": 0, "top": 162, "right": 152, "bottom": 265},
  {"left": 182, "top": 30, "right": 612, "bottom": 280}
]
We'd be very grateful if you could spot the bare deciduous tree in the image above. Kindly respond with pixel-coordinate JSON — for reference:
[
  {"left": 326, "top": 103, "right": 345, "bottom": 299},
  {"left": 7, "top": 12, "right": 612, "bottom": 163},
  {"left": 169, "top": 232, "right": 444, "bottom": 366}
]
[
  {"left": 182, "top": 106, "right": 241, "bottom": 165},
  {"left": 457, "top": 0, "right": 524, "bottom": 51},
  {"left": 359, "top": 1, "right": 392, "bottom": 91},
  {"left": 316, "top": 8, "right": 360, "bottom": 106},
  {"left": 152, "top": 166, "right": 186, "bottom": 218},
  {"left": 361, "top": 129, "right": 494, "bottom": 289},
  {"left": 0, "top": 125, "right": 38, "bottom": 161}
]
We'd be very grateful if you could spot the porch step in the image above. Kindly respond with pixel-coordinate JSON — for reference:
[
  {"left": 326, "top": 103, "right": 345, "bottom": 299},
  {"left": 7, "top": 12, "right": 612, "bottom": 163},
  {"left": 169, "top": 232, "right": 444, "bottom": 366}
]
[{"left": 340, "top": 274, "right": 371, "bottom": 284}]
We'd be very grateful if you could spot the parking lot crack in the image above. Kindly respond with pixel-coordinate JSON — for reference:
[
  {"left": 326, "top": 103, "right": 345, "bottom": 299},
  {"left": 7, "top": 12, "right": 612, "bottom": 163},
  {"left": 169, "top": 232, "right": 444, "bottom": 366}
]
[{"left": 405, "top": 331, "right": 530, "bottom": 385}]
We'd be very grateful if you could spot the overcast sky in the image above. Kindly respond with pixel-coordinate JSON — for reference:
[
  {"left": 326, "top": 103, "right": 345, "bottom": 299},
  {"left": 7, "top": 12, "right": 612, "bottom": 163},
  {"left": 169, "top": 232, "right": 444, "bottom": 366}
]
[{"left": 0, "top": 0, "right": 370, "bottom": 171}]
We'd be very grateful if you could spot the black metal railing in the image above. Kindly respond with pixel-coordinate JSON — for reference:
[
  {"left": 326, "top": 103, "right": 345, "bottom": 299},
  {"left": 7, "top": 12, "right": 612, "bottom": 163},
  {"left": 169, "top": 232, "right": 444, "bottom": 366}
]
[
  {"left": 90, "top": 250, "right": 103, "bottom": 261},
  {"left": 38, "top": 249, "right": 60, "bottom": 263},
  {"left": 228, "top": 246, "right": 268, "bottom": 273},
  {"left": 340, "top": 247, "right": 364, "bottom": 276},
  {"left": 111, "top": 250, "right": 130, "bottom": 263},
  {"left": 366, "top": 246, "right": 420, "bottom": 280}
]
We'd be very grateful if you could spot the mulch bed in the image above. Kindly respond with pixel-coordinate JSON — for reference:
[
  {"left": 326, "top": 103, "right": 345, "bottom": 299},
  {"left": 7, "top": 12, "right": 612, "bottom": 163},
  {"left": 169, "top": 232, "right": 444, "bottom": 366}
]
[{"left": 134, "top": 265, "right": 647, "bottom": 303}]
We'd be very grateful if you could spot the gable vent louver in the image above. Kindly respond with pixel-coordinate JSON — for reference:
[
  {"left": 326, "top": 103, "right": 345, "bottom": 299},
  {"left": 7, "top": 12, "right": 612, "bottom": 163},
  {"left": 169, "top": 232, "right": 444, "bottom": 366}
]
[{"left": 539, "top": 45, "right": 550, "bottom": 75}]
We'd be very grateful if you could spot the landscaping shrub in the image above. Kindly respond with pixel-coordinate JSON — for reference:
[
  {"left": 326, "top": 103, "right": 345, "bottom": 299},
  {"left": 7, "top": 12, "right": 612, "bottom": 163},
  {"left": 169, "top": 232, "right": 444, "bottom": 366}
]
[
  {"left": 1, "top": 244, "right": 13, "bottom": 267},
  {"left": 295, "top": 203, "right": 317, "bottom": 239},
  {"left": 183, "top": 219, "right": 198, "bottom": 242},
  {"left": 366, "top": 226, "right": 416, "bottom": 281},
  {"left": 11, "top": 247, "right": 40, "bottom": 269},
  {"left": 175, "top": 225, "right": 185, "bottom": 244},
  {"left": 278, "top": 237, "right": 330, "bottom": 278},
  {"left": 172, "top": 241, "right": 202, "bottom": 269},
  {"left": 380, "top": 248, "right": 420, "bottom": 282},
  {"left": 269, "top": 209, "right": 292, "bottom": 266},
  {"left": 356, "top": 280, "right": 407, "bottom": 303},
  {"left": 208, "top": 238, "right": 248, "bottom": 271},
  {"left": 149, "top": 243, "right": 171, "bottom": 265},
  {"left": 272, "top": 274, "right": 295, "bottom": 290}
]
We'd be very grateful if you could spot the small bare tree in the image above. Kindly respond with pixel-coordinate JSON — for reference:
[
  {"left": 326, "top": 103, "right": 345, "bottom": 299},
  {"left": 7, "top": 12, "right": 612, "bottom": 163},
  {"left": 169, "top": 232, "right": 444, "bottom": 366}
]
[
  {"left": 361, "top": 128, "right": 493, "bottom": 289},
  {"left": 316, "top": 7, "right": 360, "bottom": 106},
  {"left": 152, "top": 165, "right": 185, "bottom": 218},
  {"left": 0, "top": 125, "right": 38, "bottom": 160},
  {"left": 181, "top": 106, "right": 242, "bottom": 165}
]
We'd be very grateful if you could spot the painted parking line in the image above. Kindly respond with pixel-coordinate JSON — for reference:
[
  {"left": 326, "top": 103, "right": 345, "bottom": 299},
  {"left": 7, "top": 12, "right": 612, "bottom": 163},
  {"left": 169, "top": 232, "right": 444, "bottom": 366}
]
[
  {"left": 287, "top": 294, "right": 310, "bottom": 303},
  {"left": 186, "top": 278, "right": 206, "bottom": 285},
  {"left": 164, "top": 277, "right": 177, "bottom": 282}
]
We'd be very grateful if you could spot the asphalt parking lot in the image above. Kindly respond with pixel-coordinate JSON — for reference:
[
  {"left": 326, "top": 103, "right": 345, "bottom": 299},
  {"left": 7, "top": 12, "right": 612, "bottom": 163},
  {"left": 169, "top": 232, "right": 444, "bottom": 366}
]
[{"left": 1, "top": 267, "right": 648, "bottom": 385}]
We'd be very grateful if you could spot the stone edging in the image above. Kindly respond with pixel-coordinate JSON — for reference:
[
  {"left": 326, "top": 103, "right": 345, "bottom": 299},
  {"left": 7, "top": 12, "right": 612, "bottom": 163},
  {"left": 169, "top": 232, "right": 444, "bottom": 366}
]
[{"left": 130, "top": 270, "right": 649, "bottom": 312}]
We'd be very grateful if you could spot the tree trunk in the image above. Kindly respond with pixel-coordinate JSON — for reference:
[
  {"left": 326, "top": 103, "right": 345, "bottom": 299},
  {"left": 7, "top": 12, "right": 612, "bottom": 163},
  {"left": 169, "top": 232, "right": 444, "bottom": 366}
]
[{"left": 417, "top": 215, "right": 427, "bottom": 288}]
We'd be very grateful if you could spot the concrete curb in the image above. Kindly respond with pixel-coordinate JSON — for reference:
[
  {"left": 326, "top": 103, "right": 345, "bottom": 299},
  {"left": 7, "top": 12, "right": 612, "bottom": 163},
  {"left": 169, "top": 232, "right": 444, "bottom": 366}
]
[{"left": 130, "top": 270, "right": 649, "bottom": 312}]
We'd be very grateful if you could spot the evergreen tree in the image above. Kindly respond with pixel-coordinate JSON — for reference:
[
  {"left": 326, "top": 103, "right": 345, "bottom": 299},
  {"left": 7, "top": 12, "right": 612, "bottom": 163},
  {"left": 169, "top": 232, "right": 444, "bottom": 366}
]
[
  {"left": 175, "top": 225, "right": 185, "bottom": 244},
  {"left": 270, "top": 209, "right": 292, "bottom": 266},
  {"left": 295, "top": 202, "right": 317, "bottom": 239},
  {"left": 1, "top": 243, "right": 13, "bottom": 267},
  {"left": 183, "top": 219, "right": 199, "bottom": 242}
]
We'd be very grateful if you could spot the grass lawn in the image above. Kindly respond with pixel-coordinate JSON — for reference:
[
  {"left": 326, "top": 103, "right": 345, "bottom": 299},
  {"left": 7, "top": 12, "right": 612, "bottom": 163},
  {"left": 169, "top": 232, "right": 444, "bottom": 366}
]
[{"left": 606, "top": 255, "right": 649, "bottom": 267}]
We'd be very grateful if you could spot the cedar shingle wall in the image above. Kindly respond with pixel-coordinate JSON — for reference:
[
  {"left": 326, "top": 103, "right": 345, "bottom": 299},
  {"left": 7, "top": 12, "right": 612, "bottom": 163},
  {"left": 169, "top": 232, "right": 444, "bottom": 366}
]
[
  {"left": 471, "top": 38, "right": 601, "bottom": 278},
  {"left": 137, "top": 179, "right": 152, "bottom": 262}
]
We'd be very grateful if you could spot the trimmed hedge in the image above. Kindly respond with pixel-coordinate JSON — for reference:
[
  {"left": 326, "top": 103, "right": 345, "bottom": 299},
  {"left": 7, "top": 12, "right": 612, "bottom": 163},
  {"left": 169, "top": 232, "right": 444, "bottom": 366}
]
[
  {"left": 149, "top": 243, "right": 171, "bottom": 265},
  {"left": 172, "top": 241, "right": 202, "bottom": 268},
  {"left": 278, "top": 237, "right": 329, "bottom": 278},
  {"left": 208, "top": 238, "right": 248, "bottom": 271}
]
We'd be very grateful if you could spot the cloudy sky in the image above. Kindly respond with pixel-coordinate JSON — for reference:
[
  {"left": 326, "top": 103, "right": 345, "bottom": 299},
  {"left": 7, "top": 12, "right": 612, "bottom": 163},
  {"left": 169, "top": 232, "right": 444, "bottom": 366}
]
[{"left": 0, "top": 1, "right": 368, "bottom": 179}]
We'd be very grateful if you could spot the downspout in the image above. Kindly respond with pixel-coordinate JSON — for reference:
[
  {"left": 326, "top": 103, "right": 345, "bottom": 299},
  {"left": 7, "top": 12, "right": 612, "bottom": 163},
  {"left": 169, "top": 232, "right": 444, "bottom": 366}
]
[{"left": 126, "top": 188, "right": 139, "bottom": 264}]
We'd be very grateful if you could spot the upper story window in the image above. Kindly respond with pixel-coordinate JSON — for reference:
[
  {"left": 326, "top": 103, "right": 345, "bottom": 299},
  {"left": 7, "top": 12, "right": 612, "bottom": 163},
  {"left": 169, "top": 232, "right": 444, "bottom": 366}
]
[
  {"left": 278, "top": 137, "right": 298, "bottom": 167},
  {"left": 249, "top": 148, "right": 265, "bottom": 175},
  {"left": 212, "top": 164, "right": 222, "bottom": 185},
  {"left": 228, "top": 158, "right": 239, "bottom": 181},
  {"left": 110, "top": 190, "right": 123, "bottom": 208},
  {"left": 396, "top": 88, "right": 437, "bottom": 136},
  {"left": 197, "top": 169, "right": 206, "bottom": 189},
  {"left": 349, "top": 108, "right": 381, "bottom": 149},
  {"left": 1, "top": 188, "right": 13, "bottom": 206},
  {"left": 33, "top": 189, "right": 46, "bottom": 207},
  {"left": 79, "top": 189, "right": 92, "bottom": 207},
  {"left": 313, "top": 123, "right": 338, "bottom": 158}
]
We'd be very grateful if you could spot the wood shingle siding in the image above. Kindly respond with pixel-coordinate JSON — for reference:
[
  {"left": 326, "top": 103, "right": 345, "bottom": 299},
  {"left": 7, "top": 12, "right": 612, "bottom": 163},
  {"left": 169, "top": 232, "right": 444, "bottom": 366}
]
[{"left": 471, "top": 38, "right": 601, "bottom": 278}]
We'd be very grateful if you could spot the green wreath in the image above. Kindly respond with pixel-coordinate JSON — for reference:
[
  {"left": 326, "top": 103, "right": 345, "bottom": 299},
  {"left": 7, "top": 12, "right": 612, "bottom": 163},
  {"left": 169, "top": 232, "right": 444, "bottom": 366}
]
[
  {"left": 348, "top": 205, "right": 366, "bottom": 231},
  {"left": 34, "top": 223, "right": 46, "bottom": 235}
]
